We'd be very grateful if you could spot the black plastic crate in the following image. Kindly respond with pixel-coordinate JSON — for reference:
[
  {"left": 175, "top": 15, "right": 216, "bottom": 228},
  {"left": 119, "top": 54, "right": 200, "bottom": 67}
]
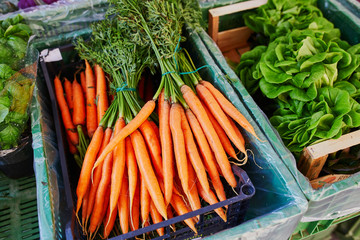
[{"left": 39, "top": 44, "right": 255, "bottom": 240}]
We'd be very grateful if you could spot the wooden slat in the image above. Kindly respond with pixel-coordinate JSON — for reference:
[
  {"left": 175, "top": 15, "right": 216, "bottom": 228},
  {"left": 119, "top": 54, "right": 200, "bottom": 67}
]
[
  {"left": 217, "top": 26, "right": 253, "bottom": 52},
  {"left": 307, "top": 130, "right": 360, "bottom": 159},
  {"left": 298, "top": 149, "right": 328, "bottom": 180},
  {"left": 208, "top": 14, "right": 219, "bottom": 42},
  {"left": 209, "top": 0, "right": 267, "bottom": 17}
]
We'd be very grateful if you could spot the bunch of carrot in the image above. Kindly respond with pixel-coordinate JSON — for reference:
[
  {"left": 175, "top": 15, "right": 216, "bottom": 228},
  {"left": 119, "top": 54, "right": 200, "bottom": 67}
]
[{"left": 62, "top": 0, "right": 262, "bottom": 239}]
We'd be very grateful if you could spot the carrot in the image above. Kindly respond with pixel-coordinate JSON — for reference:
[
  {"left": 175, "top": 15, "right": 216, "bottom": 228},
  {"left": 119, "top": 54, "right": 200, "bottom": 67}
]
[
  {"left": 149, "top": 121, "right": 160, "bottom": 141},
  {"left": 150, "top": 200, "right": 164, "bottom": 236},
  {"left": 167, "top": 206, "right": 175, "bottom": 231},
  {"left": 106, "top": 118, "right": 126, "bottom": 229},
  {"left": 89, "top": 146, "right": 114, "bottom": 234},
  {"left": 80, "top": 71, "right": 87, "bottom": 97},
  {"left": 95, "top": 100, "right": 156, "bottom": 168},
  {"left": 72, "top": 79, "right": 86, "bottom": 127},
  {"left": 64, "top": 77, "right": 73, "bottom": 114},
  {"left": 54, "top": 75, "right": 79, "bottom": 146},
  {"left": 140, "top": 175, "right": 150, "bottom": 227},
  {"left": 125, "top": 137, "right": 138, "bottom": 228},
  {"left": 103, "top": 202, "right": 117, "bottom": 239},
  {"left": 94, "top": 64, "right": 108, "bottom": 123},
  {"left": 202, "top": 103, "right": 238, "bottom": 160},
  {"left": 131, "top": 129, "right": 167, "bottom": 219},
  {"left": 81, "top": 186, "right": 90, "bottom": 231},
  {"left": 170, "top": 193, "right": 197, "bottom": 234},
  {"left": 85, "top": 127, "right": 112, "bottom": 223},
  {"left": 130, "top": 180, "right": 140, "bottom": 231},
  {"left": 66, "top": 135, "right": 78, "bottom": 155},
  {"left": 180, "top": 107, "right": 210, "bottom": 193},
  {"left": 159, "top": 91, "right": 174, "bottom": 206},
  {"left": 98, "top": 186, "right": 110, "bottom": 234},
  {"left": 229, "top": 116, "right": 245, "bottom": 146},
  {"left": 185, "top": 109, "right": 227, "bottom": 202},
  {"left": 139, "top": 120, "right": 163, "bottom": 179},
  {"left": 200, "top": 80, "right": 260, "bottom": 140},
  {"left": 170, "top": 103, "right": 188, "bottom": 194},
  {"left": 186, "top": 162, "right": 201, "bottom": 216},
  {"left": 84, "top": 60, "right": 97, "bottom": 138},
  {"left": 76, "top": 126, "right": 103, "bottom": 215},
  {"left": 118, "top": 173, "right": 129, "bottom": 234},
  {"left": 196, "top": 180, "right": 227, "bottom": 222},
  {"left": 181, "top": 85, "right": 236, "bottom": 188},
  {"left": 197, "top": 84, "right": 246, "bottom": 156}
]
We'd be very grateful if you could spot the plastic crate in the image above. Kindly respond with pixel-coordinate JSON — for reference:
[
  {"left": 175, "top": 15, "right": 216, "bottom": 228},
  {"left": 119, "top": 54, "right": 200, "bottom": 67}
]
[
  {"left": 199, "top": 0, "right": 360, "bottom": 222},
  {"left": 35, "top": 24, "right": 307, "bottom": 239},
  {"left": 0, "top": 173, "right": 40, "bottom": 240},
  {"left": 291, "top": 211, "right": 360, "bottom": 239},
  {"left": 39, "top": 44, "right": 256, "bottom": 240}
]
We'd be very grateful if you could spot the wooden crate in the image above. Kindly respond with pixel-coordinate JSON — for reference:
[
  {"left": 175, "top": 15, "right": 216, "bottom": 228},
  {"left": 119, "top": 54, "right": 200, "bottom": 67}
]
[
  {"left": 298, "top": 130, "right": 360, "bottom": 182},
  {"left": 208, "top": 0, "right": 267, "bottom": 63},
  {"left": 208, "top": 0, "right": 360, "bottom": 188}
]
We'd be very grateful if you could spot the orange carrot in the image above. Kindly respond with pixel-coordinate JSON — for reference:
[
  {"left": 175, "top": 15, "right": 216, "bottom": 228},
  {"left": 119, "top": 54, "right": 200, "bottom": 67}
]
[
  {"left": 186, "top": 162, "right": 201, "bottom": 215},
  {"left": 103, "top": 202, "right": 117, "bottom": 239},
  {"left": 202, "top": 103, "right": 238, "bottom": 160},
  {"left": 131, "top": 129, "right": 167, "bottom": 219},
  {"left": 197, "top": 84, "right": 246, "bottom": 157},
  {"left": 196, "top": 180, "right": 227, "bottom": 222},
  {"left": 54, "top": 75, "right": 79, "bottom": 146},
  {"left": 76, "top": 126, "right": 103, "bottom": 215},
  {"left": 139, "top": 120, "right": 163, "bottom": 179},
  {"left": 149, "top": 121, "right": 160, "bottom": 141},
  {"left": 140, "top": 175, "right": 150, "bottom": 227},
  {"left": 89, "top": 145, "right": 114, "bottom": 234},
  {"left": 84, "top": 60, "right": 97, "bottom": 138},
  {"left": 66, "top": 135, "right": 78, "bottom": 155},
  {"left": 107, "top": 118, "right": 126, "bottom": 229},
  {"left": 185, "top": 109, "right": 226, "bottom": 202},
  {"left": 125, "top": 137, "right": 138, "bottom": 227},
  {"left": 130, "top": 180, "right": 140, "bottom": 231},
  {"left": 181, "top": 85, "right": 236, "bottom": 188},
  {"left": 64, "top": 77, "right": 73, "bottom": 114},
  {"left": 167, "top": 206, "right": 175, "bottom": 231},
  {"left": 159, "top": 91, "right": 174, "bottom": 206},
  {"left": 229, "top": 116, "right": 245, "bottom": 146},
  {"left": 72, "top": 79, "right": 86, "bottom": 126},
  {"left": 170, "top": 103, "right": 188, "bottom": 194},
  {"left": 150, "top": 200, "right": 164, "bottom": 236},
  {"left": 85, "top": 127, "right": 112, "bottom": 223},
  {"left": 81, "top": 186, "right": 89, "bottom": 230},
  {"left": 80, "top": 71, "right": 87, "bottom": 97},
  {"left": 94, "top": 64, "right": 108, "bottom": 123},
  {"left": 95, "top": 100, "right": 156, "bottom": 168},
  {"left": 118, "top": 173, "right": 129, "bottom": 234},
  {"left": 180, "top": 107, "right": 210, "bottom": 193},
  {"left": 200, "top": 80, "right": 260, "bottom": 140},
  {"left": 170, "top": 193, "right": 197, "bottom": 234}
]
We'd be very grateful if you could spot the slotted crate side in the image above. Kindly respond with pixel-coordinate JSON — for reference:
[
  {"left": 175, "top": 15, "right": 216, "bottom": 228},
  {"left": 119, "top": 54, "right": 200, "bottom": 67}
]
[
  {"left": 198, "top": 0, "right": 360, "bottom": 222},
  {"left": 0, "top": 174, "right": 39, "bottom": 240}
]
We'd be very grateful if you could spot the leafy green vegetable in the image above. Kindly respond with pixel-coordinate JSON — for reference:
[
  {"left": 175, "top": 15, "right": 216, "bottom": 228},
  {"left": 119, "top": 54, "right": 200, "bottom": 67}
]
[{"left": 270, "top": 87, "right": 360, "bottom": 153}]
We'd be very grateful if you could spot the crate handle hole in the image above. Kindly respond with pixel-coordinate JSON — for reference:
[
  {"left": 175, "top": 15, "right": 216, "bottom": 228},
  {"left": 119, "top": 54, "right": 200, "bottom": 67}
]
[{"left": 241, "top": 184, "right": 254, "bottom": 196}]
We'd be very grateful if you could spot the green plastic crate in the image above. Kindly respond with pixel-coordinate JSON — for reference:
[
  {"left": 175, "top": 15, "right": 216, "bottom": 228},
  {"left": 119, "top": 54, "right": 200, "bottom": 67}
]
[
  {"left": 0, "top": 173, "right": 40, "bottom": 240},
  {"left": 291, "top": 212, "right": 360, "bottom": 240},
  {"left": 197, "top": 0, "right": 360, "bottom": 222}
]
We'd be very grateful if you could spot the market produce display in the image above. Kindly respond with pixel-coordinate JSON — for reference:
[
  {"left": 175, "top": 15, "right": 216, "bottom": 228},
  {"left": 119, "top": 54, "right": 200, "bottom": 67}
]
[
  {"left": 0, "top": 15, "right": 34, "bottom": 150},
  {"left": 236, "top": 0, "right": 360, "bottom": 158},
  {"left": 51, "top": 0, "right": 258, "bottom": 238}
]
